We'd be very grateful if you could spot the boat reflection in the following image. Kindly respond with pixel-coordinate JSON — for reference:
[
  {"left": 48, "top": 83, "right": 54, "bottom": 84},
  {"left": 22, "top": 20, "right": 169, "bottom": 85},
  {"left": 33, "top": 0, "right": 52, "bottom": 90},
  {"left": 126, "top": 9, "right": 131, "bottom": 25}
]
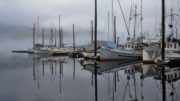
[
  {"left": 80, "top": 59, "right": 142, "bottom": 75},
  {"left": 32, "top": 55, "right": 66, "bottom": 93},
  {"left": 30, "top": 55, "right": 180, "bottom": 101},
  {"left": 154, "top": 66, "right": 180, "bottom": 101}
]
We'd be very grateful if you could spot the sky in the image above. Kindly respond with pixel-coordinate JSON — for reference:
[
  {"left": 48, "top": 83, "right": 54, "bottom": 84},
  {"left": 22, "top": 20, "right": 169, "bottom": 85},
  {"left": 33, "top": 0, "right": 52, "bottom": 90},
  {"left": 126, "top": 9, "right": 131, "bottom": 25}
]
[{"left": 0, "top": 0, "right": 180, "bottom": 41}]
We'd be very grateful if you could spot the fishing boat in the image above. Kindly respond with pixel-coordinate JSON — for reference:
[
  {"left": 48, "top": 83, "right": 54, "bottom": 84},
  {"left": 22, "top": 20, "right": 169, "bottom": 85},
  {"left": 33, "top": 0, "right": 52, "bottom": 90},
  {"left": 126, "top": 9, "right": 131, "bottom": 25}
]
[
  {"left": 143, "top": 8, "right": 180, "bottom": 64},
  {"left": 82, "top": 51, "right": 100, "bottom": 59},
  {"left": 28, "top": 44, "right": 51, "bottom": 54},
  {"left": 99, "top": 0, "right": 144, "bottom": 61},
  {"left": 81, "top": 60, "right": 142, "bottom": 75},
  {"left": 81, "top": 41, "right": 116, "bottom": 59},
  {"left": 143, "top": 39, "right": 180, "bottom": 63},
  {"left": 50, "top": 47, "right": 74, "bottom": 55},
  {"left": 100, "top": 46, "right": 141, "bottom": 61}
]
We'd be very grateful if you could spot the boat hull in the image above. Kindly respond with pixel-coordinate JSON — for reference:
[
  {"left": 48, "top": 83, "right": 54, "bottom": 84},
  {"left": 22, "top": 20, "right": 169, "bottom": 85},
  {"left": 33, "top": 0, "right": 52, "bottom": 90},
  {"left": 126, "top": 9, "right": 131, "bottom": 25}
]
[
  {"left": 82, "top": 52, "right": 100, "bottom": 59},
  {"left": 143, "top": 46, "right": 180, "bottom": 64},
  {"left": 100, "top": 47, "right": 142, "bottom": 61},
  {"left": 29, "top": 48, "right": 51, "bottom": 54}
]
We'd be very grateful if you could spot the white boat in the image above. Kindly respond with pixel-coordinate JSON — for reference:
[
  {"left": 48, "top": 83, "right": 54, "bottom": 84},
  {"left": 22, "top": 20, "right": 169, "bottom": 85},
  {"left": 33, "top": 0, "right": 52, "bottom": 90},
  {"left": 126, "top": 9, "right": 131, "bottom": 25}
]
[
  {"left": 29, "top": 46, "right": 51, "bottom": 54},
  {"left": 143, "top": 8, "right": 180, "bottom": 63},
  {"left": 81, "top": 60, "right": 142, "bottom": 75},
  {"left": 143, "top": 39, "right": 180, "bottom": 64},
  {"left": 51, "top": 47, "right": 76, "bottom": 55},
  {"left": 100, "top": 46, "right": 142, "bottom": 61},
  {"left": 81, "top": 41, "right": 116, "bottom": 59},
  {"left": 82, "top": 51, "right": 100, "bottom": 59}
]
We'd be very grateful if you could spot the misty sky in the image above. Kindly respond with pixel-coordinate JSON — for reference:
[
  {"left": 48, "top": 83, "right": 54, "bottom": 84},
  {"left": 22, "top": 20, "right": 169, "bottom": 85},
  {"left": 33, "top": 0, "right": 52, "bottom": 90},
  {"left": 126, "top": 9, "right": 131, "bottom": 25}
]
[{"left": 0, "top": 0, "right": 180, "bottom": 40}]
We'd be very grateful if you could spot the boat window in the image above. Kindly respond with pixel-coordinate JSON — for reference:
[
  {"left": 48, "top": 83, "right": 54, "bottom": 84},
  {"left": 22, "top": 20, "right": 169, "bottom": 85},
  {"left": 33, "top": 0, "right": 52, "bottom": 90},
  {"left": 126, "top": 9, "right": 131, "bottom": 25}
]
[
  {"left": 125, "top": 45, "right": 127, "bottom": 48},
  {"left": 174, "top": 44, "right": 176, "bottom": 48},
  {"left": 171, "top": 74, "right": 173, "bottom": 79},
  {"left": 168, "top": 75, "right": 170, "bottom": 80},
  {"left": 170, "top": 44, "right": 172, "bottom": 48},
  {"left": 175, "top": 73, "right": 177, "bottom": 78},
  {"left": 167, "top": 44, "right": 169, "bottom": 48}
]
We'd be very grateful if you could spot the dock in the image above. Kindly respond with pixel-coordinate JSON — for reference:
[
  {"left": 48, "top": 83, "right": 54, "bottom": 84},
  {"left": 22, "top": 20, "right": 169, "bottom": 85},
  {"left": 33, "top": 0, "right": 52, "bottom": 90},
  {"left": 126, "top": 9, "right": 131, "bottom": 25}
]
[{"left": 12, "top": 50, "right": 33, "bottom": 54}]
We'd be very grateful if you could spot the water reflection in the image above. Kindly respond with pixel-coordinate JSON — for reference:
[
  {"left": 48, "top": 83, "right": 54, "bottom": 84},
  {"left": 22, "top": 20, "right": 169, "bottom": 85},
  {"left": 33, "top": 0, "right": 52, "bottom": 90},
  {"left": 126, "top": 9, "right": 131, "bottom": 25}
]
[
  {"left": 1, "top": 53, "right": 180, "bottom": 101},
  {"left": 80, "top": 59, "right": 180, "bottom": 101},
  {"left": 32, "top": 55, "right": 66, "bottom": 92}
]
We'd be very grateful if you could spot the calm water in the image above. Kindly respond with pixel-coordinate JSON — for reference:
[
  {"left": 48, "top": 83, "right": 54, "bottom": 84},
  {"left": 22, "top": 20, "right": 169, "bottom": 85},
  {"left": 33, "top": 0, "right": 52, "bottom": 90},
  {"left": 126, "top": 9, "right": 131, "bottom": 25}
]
[{"left": 0, "top": 39, "right": 180, "bottom": 101}]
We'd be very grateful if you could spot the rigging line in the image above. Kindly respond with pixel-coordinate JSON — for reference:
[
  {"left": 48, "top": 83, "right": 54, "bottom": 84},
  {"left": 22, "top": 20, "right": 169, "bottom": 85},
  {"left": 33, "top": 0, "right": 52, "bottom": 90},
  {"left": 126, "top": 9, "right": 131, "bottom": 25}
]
[
  {"left": 135, "top": 20, "right": 141, "bottom": 36},
  {"left": 132, "top": 75, "right": 142, "bottom": 99},
  {"left": 118, "top": 71, "right": 127, "bottom": 86},
  {"left": 154, "top": 80, "right": 159, "bottom": 101},
  {"left": 108, "top": 73, "right": 111, "bottom": 95},
  {"left": 177, "top": 0, "right": 180, "bottom": 13},
  {"left": 133, "top": 73, "right": 138, "bottom": 101},
  {"left": 174, "top": 84, "right": 180, "bottom": 101},
  {"left": 122, "top": 81, "right": 129, "bottom": 101},
  {"left": 117, "top": 0, "right": 131, "bottom": 36},
  {"left": 154, "top": 79, "right": 162, "bottom": 93},
  {"left": 128, "top": 76, "right": 132, "bottom": 101}
]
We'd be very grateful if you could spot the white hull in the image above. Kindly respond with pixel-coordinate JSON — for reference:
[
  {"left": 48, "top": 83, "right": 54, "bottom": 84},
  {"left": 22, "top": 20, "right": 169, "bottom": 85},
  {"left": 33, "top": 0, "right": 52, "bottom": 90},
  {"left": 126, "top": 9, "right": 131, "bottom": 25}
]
[
  {"left": 29, "top": 48, "right": 51, "bottom": 54},
  {"left": 143, "top": 39, "right": 180, "bottom": 63},
  {"left": 82, "top": 52, "right": 100, "bottom": 59},
  {"left": 143, "top": 47, "right": 180, "bottom": 63},
  {"left": 100, "top": 47, "right": 142, "bottom": 61},
  {"left": 51, "top": 48, "right": 77, "bottom": 55}
]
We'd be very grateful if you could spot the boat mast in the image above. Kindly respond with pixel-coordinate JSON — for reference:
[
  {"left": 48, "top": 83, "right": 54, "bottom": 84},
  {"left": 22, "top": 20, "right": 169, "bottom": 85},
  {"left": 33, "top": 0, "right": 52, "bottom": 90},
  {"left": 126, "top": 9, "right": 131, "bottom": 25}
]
[
  {"left": 59, "top": 14, "right": 61, "bottom": 48},
  {"left": 42, "top": 28, "right": 44, "bottom": 46},
  {"left": 128, "top": 0, "right": 133, "bottom": 35},
  {"left": 55, "top": 27, "right": 57, "bottom": 47},
  {"left": 94, "top": 0, "right": 97, "bottom": 57},
  {"left": 33, "top": 23, "right": 36, "bottom": 48},
  {"left": 169, "top": 8, "right": 176, "bottom": 37},
  {"left": 161, "top": 0, "right": 166, "bottom": 101},
  {"left": 108, "top": 11, "right": 110, "bottom": 41},
  {"left": 73, "top": 24, "right": 75, "bottom": 51},
  {"left": 111, "top": 0, "right": 116, "bottom": 43},
  {"left": 61, "top": 27, "right": 63, "bottom": 48},
  {"left": 133, "top": 4, "right": 137, "bottom": 39},
  {"left": 140, "top": 0, "right": 143, "bottom": 37},
  {"left": 51, "top": 28, "right": 53, "bottom": 48},
  {"left": 91, "top": 20, "right": 94, "bottom": 43},
  {"left": 94, "top": 1, "right": 98, "bottom": 101},
  {"left": 114, "top": 16, "right": 116, "bottom": 44},
  {"left": 37, "top": 16, "right": 40, "bottom": 44},
  {"left": 155, "top": 5, "right": 158, "bottom": 39}
]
